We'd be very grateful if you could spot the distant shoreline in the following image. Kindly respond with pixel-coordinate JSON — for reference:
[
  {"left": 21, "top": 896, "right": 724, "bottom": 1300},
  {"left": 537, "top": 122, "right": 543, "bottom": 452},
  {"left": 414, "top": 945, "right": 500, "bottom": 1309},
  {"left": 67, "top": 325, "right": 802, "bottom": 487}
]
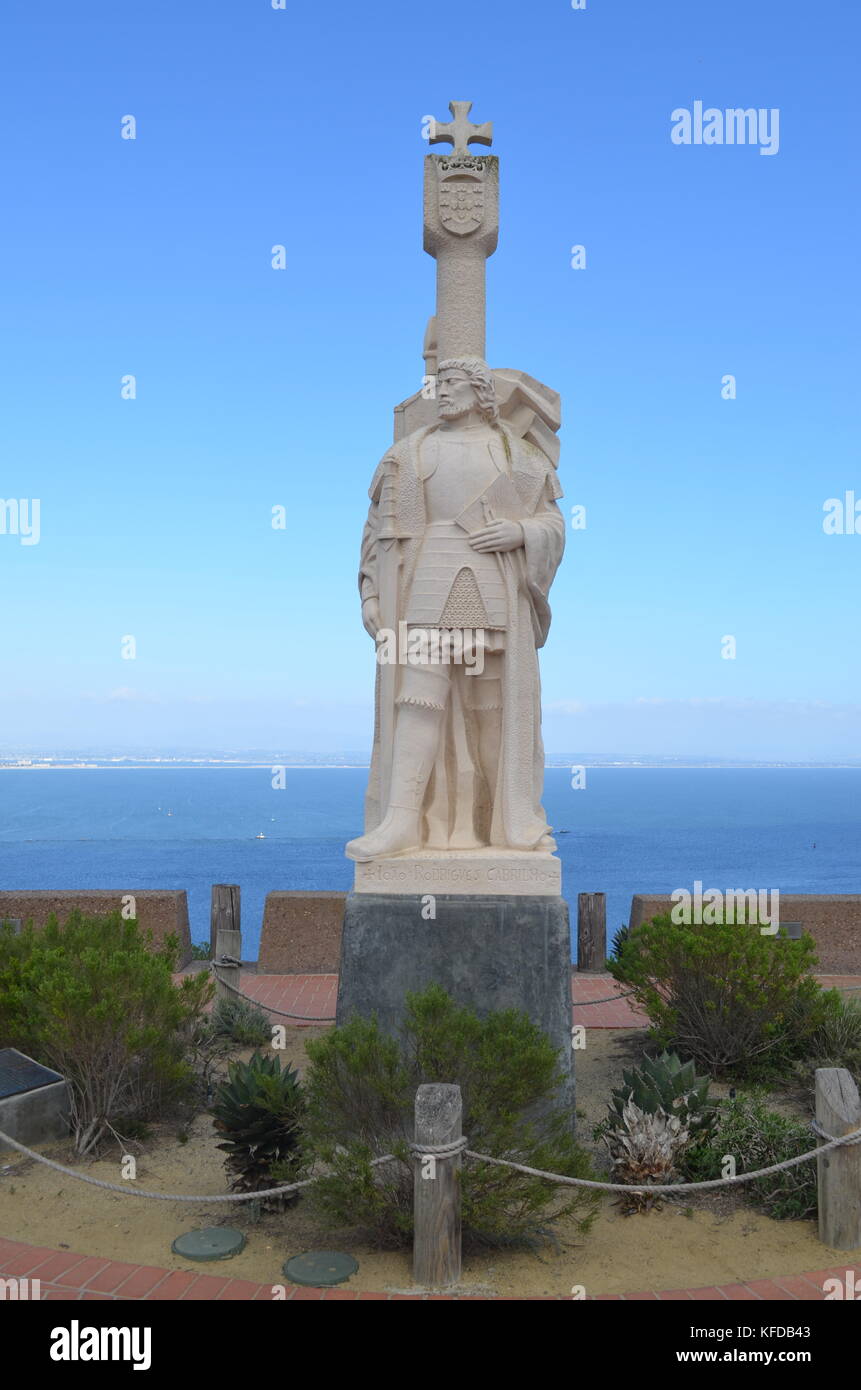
[{"left": 2, "top": 763, "right": 860, "bottom": 773}]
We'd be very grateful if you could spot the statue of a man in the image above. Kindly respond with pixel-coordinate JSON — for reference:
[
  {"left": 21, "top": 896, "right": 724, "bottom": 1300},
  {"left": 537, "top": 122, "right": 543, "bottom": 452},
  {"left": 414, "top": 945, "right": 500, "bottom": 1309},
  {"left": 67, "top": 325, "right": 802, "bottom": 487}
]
[{"left": 346, "top": 358, "right": 565, "bottom": 862}]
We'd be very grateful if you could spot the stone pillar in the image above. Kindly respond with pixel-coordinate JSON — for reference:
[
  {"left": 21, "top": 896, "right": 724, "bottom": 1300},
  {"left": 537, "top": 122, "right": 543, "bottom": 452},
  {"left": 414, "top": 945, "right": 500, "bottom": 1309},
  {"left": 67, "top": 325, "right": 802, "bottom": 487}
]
[{"left": 423, "top": 152, "right": 498, "bottom": 363}]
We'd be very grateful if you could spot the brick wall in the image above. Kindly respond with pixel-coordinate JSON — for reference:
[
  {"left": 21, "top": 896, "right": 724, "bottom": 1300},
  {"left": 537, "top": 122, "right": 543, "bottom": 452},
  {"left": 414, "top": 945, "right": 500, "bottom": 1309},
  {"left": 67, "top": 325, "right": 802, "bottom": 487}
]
[
  {"left": 629, "top": 893, "right": 861, "bottom": 974},
  {"left": 0, "top": 890, "right": 192, "bottom": 968},
  {"left": 258, "top": 891, "right": 345, "bottom": 973}
]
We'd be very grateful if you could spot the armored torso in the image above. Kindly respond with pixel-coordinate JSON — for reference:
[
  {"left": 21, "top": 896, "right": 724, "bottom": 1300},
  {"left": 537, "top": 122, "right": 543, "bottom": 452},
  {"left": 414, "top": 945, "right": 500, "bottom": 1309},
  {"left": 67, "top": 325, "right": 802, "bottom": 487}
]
[{"left": 405, "top": 425, "right": 510, "bottom": 630}]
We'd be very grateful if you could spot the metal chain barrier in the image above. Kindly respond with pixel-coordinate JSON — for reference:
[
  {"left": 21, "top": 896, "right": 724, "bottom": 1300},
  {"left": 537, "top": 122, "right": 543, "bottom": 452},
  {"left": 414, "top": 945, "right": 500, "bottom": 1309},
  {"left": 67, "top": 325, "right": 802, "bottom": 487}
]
[
  {"left": 211, "top": 971, "right": 861, "bottom": 1020},
  {"left": 573, "top": 987, "right": 636, "bottom": 1006},
  {"left": 215, "top": 966, "right": 637, "bottom": 1016}
]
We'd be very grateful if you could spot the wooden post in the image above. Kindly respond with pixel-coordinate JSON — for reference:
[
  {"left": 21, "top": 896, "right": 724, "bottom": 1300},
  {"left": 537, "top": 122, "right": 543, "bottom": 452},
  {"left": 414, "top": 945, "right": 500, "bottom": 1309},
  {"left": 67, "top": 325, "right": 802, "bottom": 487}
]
[
  {"left": 816, "top": 1067, "right": 861, "bottom": 1249},
  {"left": 577, "top": 892, "right": 606, "bottom": 972},
  {"left": 211, "top": 884, "right": 241, "bottom": 1002},
  {"left": 413, "top": 1083, "right": 462, "bottom": 1288}
]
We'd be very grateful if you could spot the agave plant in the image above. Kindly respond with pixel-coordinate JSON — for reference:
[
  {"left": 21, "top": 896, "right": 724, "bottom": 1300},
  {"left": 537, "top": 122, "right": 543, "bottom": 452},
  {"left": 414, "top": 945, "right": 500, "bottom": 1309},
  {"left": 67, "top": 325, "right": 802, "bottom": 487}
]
[
  {"left": 605, "top": 1098, "right": 691, "bottom": 1213},
  {"left": 608, "top": 1050, "right": 715, "bottom": 1136},
  {"left": 608, "top": 923, "right": 630, "bottom": 961},
  {"left": 212, "top": 1051, "right": 305, "bottom": 1204}
]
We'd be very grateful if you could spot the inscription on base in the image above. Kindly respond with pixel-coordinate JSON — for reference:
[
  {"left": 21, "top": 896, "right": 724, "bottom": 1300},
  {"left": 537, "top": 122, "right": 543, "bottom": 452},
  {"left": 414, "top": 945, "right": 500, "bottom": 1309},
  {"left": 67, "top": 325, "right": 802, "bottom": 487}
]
[{"left": 353, "top": 854, "right": 561, "bottom": 896}]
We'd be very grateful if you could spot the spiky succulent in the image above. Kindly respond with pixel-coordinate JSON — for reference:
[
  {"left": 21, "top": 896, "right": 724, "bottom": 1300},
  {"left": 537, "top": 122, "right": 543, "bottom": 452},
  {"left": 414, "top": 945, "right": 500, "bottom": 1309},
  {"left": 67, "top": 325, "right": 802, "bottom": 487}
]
[
  {"left": 608, "top": 1050, "right": 716, "bottom": 1135},
  {"left": 212, "top": 1051, "right": 305, "bottom": 1203},
  {"left": 605, "top": 1098, "right": 692, "bottom": 1213}
]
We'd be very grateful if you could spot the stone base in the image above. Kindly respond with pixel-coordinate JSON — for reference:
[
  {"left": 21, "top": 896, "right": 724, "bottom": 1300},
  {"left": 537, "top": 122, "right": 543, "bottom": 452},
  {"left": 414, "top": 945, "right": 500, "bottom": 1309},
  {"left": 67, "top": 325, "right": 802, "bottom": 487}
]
[
  {"left": 353, "top": 849, "right": 561, "bottom": 896},
  {"left": 337, "top": 892, "right": 574, "bottom": 1117}
]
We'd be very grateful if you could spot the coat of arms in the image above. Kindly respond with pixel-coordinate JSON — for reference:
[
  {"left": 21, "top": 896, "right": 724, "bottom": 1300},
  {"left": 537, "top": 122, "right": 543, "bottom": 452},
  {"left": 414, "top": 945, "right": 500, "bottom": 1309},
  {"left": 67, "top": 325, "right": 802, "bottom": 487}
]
[{"left": 438, "top": 175, "right": 484, "bottom": 235}]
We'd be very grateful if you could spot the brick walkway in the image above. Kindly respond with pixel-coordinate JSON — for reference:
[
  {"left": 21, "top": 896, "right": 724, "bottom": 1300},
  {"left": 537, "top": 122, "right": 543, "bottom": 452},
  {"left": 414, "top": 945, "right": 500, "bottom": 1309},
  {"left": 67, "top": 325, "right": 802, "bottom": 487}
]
[
  {"left": 229, "top": 972, "right": 861, "bottom": 1030},
  {"left": 236, "top": 971, "right": 647, "bottom": 1027},
  {"left": 0, "top": 1236, "right": 855, "bottom": 1301}
]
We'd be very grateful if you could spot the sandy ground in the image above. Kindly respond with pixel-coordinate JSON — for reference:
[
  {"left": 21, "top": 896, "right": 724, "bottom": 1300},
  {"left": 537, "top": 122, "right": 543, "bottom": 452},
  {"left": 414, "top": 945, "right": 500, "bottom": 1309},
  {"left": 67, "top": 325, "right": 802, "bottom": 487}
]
[{"left": 0, "top": 1029, "right": 845, "bottom": 1298}]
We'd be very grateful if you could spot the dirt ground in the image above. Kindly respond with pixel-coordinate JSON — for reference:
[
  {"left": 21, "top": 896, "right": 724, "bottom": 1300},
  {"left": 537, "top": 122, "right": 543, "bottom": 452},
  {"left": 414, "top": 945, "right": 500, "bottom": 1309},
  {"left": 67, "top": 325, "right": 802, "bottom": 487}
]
[{"left": 0, "top": 1029, "right": 846, "bottom": 1298}]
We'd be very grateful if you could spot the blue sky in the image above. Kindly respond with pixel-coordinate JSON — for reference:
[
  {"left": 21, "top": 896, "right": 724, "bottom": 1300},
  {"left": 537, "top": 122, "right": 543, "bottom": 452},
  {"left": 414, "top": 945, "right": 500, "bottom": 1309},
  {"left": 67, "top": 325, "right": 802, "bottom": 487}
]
[{"left": 1, "top": 0, "right": 858, "bottom": 758}]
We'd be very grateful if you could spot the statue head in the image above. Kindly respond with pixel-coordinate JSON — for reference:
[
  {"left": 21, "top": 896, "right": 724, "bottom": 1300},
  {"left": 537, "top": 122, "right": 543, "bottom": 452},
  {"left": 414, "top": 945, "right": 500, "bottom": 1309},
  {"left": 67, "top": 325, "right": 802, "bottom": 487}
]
[{"left": 436, "top": 358, "right": 499, "bottom": 425}]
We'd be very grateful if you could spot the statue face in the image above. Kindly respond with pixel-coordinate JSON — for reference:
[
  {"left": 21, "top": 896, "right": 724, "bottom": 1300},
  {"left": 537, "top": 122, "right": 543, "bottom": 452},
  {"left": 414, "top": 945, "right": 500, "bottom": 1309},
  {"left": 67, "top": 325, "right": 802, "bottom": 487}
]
[{"left": 437, "top": 370, "right": 479, "bottom": 421}]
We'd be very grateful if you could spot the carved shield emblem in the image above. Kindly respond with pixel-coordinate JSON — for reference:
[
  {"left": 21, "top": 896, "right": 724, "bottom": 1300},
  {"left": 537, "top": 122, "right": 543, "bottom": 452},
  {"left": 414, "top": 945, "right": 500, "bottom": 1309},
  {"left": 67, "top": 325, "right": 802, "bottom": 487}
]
[{"left": 438, "top": 176, "right": 484, "bottom": 235}]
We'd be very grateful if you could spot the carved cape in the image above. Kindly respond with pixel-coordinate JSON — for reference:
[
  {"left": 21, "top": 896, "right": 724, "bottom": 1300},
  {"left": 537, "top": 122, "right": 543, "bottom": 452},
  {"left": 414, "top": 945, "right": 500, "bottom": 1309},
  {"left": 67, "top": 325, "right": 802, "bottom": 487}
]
[{"left": 359, "top": 419, "right": 565, "bottom": 851}]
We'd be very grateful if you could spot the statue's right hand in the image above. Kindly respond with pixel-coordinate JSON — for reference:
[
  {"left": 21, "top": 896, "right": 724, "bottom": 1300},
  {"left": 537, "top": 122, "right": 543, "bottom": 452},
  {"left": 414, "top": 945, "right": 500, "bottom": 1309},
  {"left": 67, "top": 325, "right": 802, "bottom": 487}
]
[{"left": 362, "top": 597, "right": 382, "bottom": 639}]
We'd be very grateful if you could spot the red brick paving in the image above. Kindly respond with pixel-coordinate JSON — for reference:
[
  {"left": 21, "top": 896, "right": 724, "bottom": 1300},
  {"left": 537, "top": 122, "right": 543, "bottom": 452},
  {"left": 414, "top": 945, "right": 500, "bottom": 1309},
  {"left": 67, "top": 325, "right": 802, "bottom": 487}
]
[
  {"left": 53, "top": 1256, "right": 111, "bottom": 1287},
  {"left": 230, "top": 970, "right": 648, "bottom": 1028},
  {"left": 769, "top": 1274, "right": 828, "bottom": 1300},
  {"left": 86, "top": 1261, "right": 142, "bottom": 1293},
  {"left": 2, "top": 1236, "right": 855, "bottom": 1301},
  {"left": 178, "top": 1273, "right": 230, "bottom": 1300},
  {"left": 570, "top": 973, "right": 647, "bottom": 1027},
  {"left": 745, "top": 1279, "right": 798, "bottom": 1301},
  {"left": 715, "top": 1282, "right": 760, "bottom": 1301},
  {"left": 111, "top": 1265, "right": 170, "bottom": 1298},
  {"left": 224, "top": 970, "right": 861, "bottom": 1030},
  {"left": 145, "top": 1270, "right": 199, "bottom": 1300}
]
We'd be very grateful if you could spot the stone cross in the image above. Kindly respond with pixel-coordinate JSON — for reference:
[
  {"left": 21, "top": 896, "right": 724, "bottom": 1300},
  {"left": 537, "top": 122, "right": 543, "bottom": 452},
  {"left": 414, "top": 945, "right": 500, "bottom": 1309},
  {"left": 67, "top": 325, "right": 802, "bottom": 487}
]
[
  {"left": 429, "top": 100, "right": 493, "bottom": 156},
  {"left": 423, "top": 99, "right": 498, "bottom": 362}
]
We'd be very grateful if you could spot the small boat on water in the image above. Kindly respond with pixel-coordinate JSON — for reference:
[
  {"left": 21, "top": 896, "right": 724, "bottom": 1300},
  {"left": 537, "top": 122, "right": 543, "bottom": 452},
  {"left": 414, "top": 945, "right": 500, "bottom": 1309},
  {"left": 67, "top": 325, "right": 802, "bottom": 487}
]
[{"left": 255, "top": 832, "right": 266, "bottom": 839}]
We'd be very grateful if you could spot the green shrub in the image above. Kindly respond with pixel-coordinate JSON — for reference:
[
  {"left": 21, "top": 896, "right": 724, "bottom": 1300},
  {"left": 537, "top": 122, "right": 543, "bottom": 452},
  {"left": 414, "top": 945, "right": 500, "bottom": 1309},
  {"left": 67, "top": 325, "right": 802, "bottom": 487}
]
[
  {"left": 210, "top": 994, "right": 271, "bottom": 1046},
  {"left": 684, "top": 1092, "right": 817, "bottom": 1220},
  {"left": 0, "top": 911, "right": 212, "bottom": 1155},
  {"left": 211, "top": 1052, "right": 305, "bottom": 1204},
  {"left": 807, "top": 990, "right": 861, "bottom": 1063},
  {"left": 190, "top": 941, "right": 212, "bottom": 960},
  {"left": 609, "top": 913, "right": 825, "bottom": 1077},
  {"left": 789, "top": 991, "right": 861, "bottom": 1089},
  {"left": 303, "top": 983, "right": 598, "bottom": 1247}
]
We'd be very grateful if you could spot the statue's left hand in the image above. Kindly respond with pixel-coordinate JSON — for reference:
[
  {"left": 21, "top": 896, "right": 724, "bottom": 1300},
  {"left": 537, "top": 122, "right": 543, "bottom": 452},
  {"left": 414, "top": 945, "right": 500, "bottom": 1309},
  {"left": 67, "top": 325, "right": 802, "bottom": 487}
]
[{"left": 468, "top": 519, "right": 524, "bottom": 553}]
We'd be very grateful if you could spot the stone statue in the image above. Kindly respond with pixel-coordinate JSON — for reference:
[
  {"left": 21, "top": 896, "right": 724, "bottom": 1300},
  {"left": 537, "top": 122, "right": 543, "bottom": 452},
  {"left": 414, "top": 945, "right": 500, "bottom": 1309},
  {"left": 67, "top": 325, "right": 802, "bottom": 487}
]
[
  {"left": 346, "top": 354, "right": 565, "bottom": 860},
  {"left": 345, "top": 101, "right": 565, "bottom": 879}
]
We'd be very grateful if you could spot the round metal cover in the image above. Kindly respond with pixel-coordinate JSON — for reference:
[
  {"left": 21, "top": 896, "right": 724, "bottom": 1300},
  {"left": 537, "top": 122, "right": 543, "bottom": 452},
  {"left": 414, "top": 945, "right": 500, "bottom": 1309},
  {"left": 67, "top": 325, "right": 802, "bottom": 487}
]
[
  {"left": 283, "top": 1250, "right": 359, "bottom": 1286},
  {"left": 171, "top": 1227, "right": 247, "bottom": 1261}
]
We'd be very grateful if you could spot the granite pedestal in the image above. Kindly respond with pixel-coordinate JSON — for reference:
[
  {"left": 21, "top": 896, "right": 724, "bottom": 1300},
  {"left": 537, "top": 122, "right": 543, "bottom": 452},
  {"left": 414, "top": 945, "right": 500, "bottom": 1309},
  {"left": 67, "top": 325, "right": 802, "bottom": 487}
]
[{"left": 336, "top": 892, "right": 574, "bottom": 1116}]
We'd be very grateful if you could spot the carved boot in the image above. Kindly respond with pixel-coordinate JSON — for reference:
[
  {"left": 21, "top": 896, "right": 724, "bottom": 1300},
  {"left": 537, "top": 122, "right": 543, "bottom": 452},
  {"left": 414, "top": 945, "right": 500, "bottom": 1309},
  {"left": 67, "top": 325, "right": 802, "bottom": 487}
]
[{"left": 346, "top": 693, "right": 446, "bottom": 861}]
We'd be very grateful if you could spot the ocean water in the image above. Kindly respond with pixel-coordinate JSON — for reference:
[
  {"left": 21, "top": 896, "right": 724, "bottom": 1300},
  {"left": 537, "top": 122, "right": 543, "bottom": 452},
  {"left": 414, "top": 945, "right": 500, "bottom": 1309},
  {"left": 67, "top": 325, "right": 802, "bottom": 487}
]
[{"left": 0, "top": 768, "right": 859, "bottom": 961}]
